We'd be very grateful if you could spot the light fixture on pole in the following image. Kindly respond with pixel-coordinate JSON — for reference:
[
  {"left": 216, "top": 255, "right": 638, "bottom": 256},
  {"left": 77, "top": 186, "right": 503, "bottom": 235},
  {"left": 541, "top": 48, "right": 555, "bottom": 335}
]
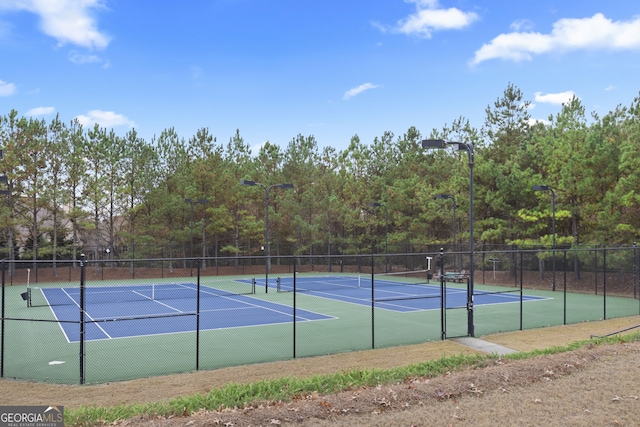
[
  {"left": 532, "top": 185, "right": 556, "bottom": 291},
  {"left": 241, "top": 179, "right": 294, "bottom": 293},
  {"left": 435, "top": 194, "right": 457, "bottom": 270},
  {"left": 370, "top": 202, "right": 389, "bottom": 273},
  {"left": 422, "top": 139, "right": 475, "bottom": 337}
]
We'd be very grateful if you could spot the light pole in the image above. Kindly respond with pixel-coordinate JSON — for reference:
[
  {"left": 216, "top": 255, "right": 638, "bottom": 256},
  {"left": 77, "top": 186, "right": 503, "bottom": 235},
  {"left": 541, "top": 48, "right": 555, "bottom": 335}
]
[
  {"left": 0, "top": 151, "right": 7, "bottom": 195},
  {"left": 370, "top": 202, "right": 389, "bottom": 273},
  {"left": 185, "top": 198, "right": 209, "bottom": 275},
  {"left": 423, "top": 139, "right": 475, "bottom": 337},
  {"left": 241, "top": 179, "right": 294, "bottom": 292},
  {"left": 185, "top": 198, "right": 195, "bottom": 276},
  {"left": 435, "top": 194, "right": 457, "bottom": 270},
  {"left": 197, "top": 199, "right": 209, "bottom": 263},
  {"left": 532, "top": 185, "right": 556, "bottom": 291},
  {"left": 0, "top": 175, "right": 8, "bottom": 195}
]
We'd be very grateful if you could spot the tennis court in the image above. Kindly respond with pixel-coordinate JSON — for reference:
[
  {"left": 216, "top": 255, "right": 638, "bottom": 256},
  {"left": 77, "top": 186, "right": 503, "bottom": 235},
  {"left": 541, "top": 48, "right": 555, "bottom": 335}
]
[
  {"left": 2, "top": 253, "right": 639, "bottom": 384},
  {"left": 266, "top": 273, "right": 547, "bottom": 312},
  {"left": 28, "top": 272, "right": 549, "bottom": 344},
  {"left": 33, "top": 282, "right": 333, "bottom": 342}
]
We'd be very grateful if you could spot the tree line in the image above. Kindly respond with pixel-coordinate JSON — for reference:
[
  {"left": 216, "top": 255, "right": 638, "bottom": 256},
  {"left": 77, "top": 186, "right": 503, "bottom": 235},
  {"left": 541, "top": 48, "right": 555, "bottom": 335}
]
[{"left": 1, "top": 83, "right": 640, "bottom": 264}]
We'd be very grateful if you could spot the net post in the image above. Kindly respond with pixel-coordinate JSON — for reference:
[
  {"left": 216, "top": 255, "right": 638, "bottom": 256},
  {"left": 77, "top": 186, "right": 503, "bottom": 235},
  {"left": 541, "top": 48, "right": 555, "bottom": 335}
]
[{"left": 26, "top": 268, "right": 31, "bottom": 307}]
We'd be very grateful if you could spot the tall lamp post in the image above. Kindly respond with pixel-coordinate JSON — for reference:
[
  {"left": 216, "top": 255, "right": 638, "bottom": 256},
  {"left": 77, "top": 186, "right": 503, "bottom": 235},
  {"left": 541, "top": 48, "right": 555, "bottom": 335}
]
[
  {"left": 197, "top": 199, "right": 209, "bottom": 264},
  {"left": 185, "top": 198, "right": 195, "bottom": 276},
  {"left": 435, "top": 194, "right": 457, "bottom": 270},
  {"left": 0, "top": 148, "right": 8, "bottom": 194},
  {"left": 422, "top": 139, "right": 475, "bottom": 337},
  {"left": 532, "top": 185, "right": 556, "bottom": 291},
  {"left": 185, "top": 198, "right": 209, "bottom": 276},
  {"left": 0, "top": 175, "right": 8, "bottom": 195},
  {"left": 370, "top": 202, "right": 389, "bottom": 273},
  {"left": 241, "top": 179, "right": 294, "bottom": 292}
]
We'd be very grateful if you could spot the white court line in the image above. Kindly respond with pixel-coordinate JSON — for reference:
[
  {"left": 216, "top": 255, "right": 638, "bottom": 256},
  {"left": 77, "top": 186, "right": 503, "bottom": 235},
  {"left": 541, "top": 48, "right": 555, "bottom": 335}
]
[{"left": 61, "top": 288, "right": 113, "bottom": 340}]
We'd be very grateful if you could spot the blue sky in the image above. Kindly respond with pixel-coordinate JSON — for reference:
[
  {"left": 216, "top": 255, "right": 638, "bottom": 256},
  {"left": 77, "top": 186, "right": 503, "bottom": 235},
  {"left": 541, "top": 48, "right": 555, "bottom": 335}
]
[{"left": 1, "top": 0, "right": 640, "bottom": 153}]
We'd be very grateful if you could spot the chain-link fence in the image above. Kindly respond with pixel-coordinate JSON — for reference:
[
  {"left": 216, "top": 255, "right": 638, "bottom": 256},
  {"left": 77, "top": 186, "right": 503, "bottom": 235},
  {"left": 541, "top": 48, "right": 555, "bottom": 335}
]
[{"left": 2, "top": 247, "right": 639, "bottom": 384}]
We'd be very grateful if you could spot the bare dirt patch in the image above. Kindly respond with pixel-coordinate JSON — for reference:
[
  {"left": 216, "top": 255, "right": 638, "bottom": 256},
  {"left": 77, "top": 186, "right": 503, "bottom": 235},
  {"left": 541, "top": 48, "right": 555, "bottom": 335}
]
[
  {"left": 131, "top": 342, "right": 640, "bottom": 427},
  {"left": 1, "top": 316, "right": 639, "bottom": 426}
]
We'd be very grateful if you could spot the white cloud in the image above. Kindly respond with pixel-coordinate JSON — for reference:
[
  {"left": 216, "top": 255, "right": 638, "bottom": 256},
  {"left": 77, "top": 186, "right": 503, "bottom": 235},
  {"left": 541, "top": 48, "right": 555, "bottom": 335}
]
[
  {"left": 0, "top": 79, "right": 16, "bottom": 96},
  {"left": 0, "top": 0, "right": 110, "bottom": 49},
  {"left": 375, "top": 0, "right": 478, "bottom": 38},
  {"left": 343, "top": 83, "right": 380, "bottom": 100},
  {"left": 528, "top": 117, "right": 550, "bottom": 126},
  {"left": 75, "top": 110, "right": 135, "bottom": 128},
  {"left": 68, "top": 51, "right": 110, "bottom": 67},
  {"left": 68, "top": 51, "right": 100, "bottom": 64},
  {"left": 510, "top": 19, "right": 534, "bottom": 32},
  {"left": 26, "top": 106, "right": 55, "bottom": 116},
  {"left": 605, "top": 85, "right": 616, "bottom": 91},
  {"left": 534, "top": 91, "right": 577, "bottom": 105},
  {"left": 250, "top": 141, "right": 268, "bottom": 155},
  {"left": 0, "top": 19, "right": 12, "bottom": 39},
  {"left": 472, "top": 13, "right": 640, "bottom": 65}
]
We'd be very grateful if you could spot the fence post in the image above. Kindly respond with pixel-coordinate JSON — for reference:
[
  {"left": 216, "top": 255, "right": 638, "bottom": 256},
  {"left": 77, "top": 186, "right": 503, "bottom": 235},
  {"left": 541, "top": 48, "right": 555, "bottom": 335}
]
[
  {"left": 293, "top": 257, "right": 297, "bottom": 359},
  {"left": 563, "top": 250, "right": 567, "bottom": 325},
  {"left": 371, "top": 255, "right": 375, "bottom": 349},
  {"left": 519, "top": 250, "right": 523, "bottom": 330},
  {"left": 196, "top": 258, "right": 201, "bottom": 371},
  {"left": 634, "top": 242, "right": 637, "bottom": 299},
  {"left": 1, "top": 260, "right": 5, "bottom": 378},
  {"left": 603, "top": 248, "right": 607, "bottom": 320},
  {"left": 594, "top": 249, "right": 599, "bottom": 295},
  {"left": 440, "top": 248, "right": 446, "bottom": 340},
  {"left": 79, "top": 254, "right": 86, "bottom": 385}
]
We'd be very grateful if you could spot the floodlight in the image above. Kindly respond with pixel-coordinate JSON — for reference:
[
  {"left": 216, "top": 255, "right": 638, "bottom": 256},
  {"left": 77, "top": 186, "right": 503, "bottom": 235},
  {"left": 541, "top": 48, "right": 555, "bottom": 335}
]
[{"left": 421, "top": 139, "right": 447, "bottom": 149}]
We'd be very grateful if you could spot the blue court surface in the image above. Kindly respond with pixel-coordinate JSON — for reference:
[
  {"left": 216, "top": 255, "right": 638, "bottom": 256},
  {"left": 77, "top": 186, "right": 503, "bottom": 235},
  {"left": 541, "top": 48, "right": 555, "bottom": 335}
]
[
  {"left": 38, "top": 283, "right": 333, "bottom": 343},
  {"left": 262, "top": 275, "right": 547, "bottom": 312}
]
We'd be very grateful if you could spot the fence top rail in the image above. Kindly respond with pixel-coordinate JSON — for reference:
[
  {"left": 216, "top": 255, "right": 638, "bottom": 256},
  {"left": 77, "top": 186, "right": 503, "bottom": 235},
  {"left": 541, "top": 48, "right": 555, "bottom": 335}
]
[{"left": 1, "top": 245, "right": 636, "bottom": 266}]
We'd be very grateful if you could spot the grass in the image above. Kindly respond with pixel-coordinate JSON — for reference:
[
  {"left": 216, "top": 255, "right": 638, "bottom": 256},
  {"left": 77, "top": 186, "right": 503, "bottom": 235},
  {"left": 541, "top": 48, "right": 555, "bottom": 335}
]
[{"left": 65, "top": 332, "right": 640, "bottom": 426}]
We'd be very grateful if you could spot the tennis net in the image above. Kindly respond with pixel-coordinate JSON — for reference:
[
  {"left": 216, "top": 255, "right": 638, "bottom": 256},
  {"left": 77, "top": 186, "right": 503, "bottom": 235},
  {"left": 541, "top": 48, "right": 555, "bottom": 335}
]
[
  {"left": 276, "top": 270, "right": 431, "bottom": 293},
  {"left": 27, "top": 279, "right": 256, "bottom": 307}
]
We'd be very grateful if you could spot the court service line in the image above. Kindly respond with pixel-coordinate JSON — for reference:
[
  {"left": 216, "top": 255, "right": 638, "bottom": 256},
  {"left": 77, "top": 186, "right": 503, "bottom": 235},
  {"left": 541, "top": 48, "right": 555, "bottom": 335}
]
[{"left": 196, "top": 290, "right": 322, "bottom": 321}]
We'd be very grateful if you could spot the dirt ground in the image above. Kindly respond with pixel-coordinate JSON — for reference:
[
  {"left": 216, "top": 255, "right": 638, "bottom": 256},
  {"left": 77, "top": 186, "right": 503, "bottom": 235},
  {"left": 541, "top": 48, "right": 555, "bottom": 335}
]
[{"left": 2, "top": 315, "right": 640, "bottom": 426}]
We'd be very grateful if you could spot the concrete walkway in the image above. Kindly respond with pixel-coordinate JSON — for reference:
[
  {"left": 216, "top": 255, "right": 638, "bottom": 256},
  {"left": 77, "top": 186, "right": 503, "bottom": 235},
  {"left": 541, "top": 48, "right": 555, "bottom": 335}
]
[{"left": 452, "top": 337, "right": 518, "bottom": 356}]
